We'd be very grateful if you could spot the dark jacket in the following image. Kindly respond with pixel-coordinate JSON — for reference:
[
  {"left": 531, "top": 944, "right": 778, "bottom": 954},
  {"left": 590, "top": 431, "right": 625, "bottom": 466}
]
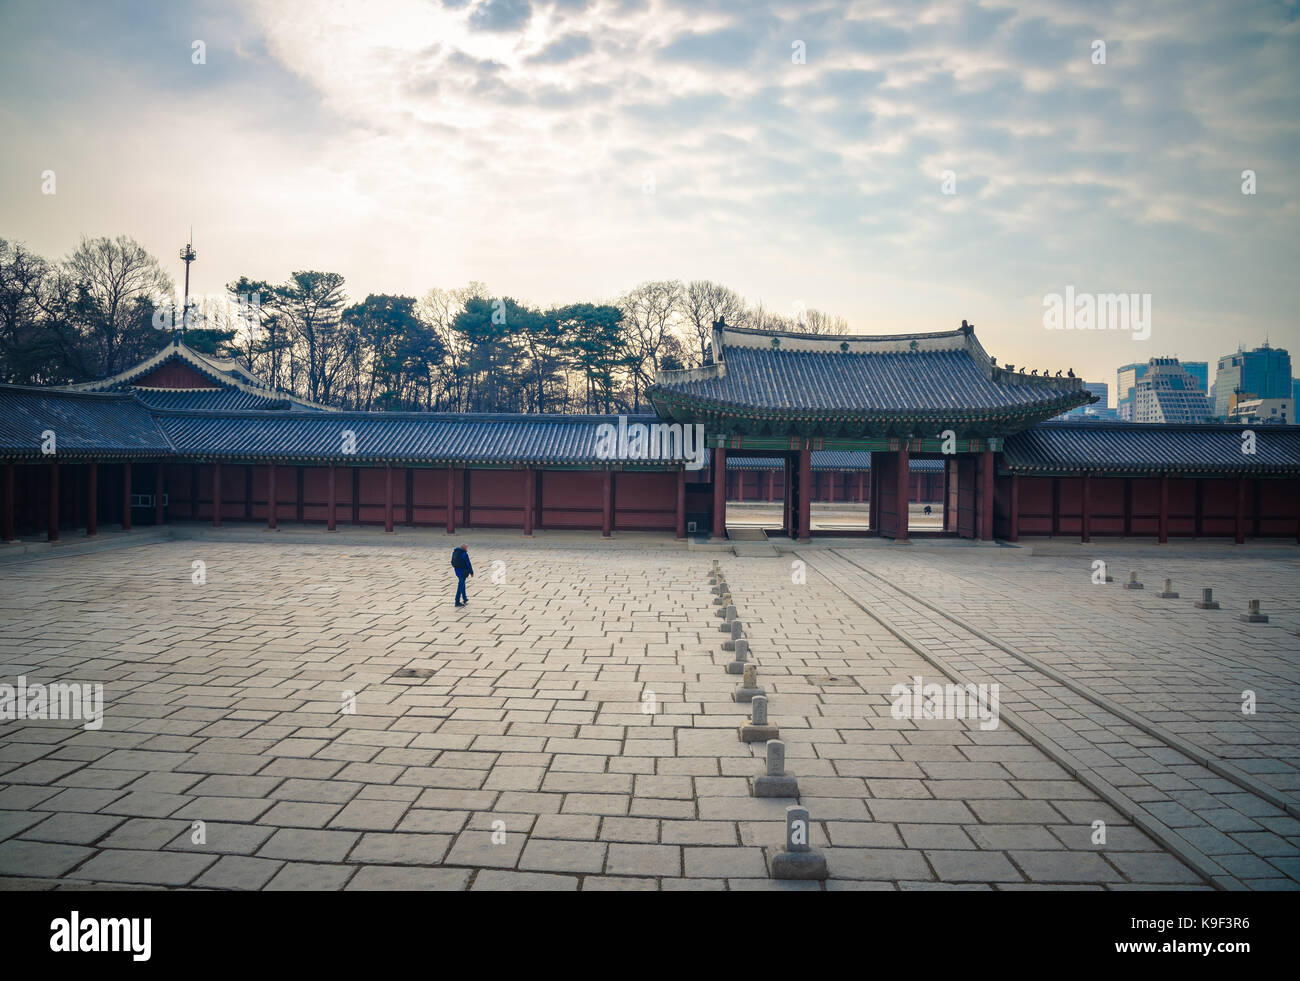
[{"left": 451, "top": 548, "right": 473, "bottom": 577}]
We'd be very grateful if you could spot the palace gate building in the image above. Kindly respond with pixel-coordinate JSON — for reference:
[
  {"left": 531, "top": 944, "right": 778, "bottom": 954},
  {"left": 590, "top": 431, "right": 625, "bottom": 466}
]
[{"left": 2, "top": 321, "right": 1298, "bottom": 545}]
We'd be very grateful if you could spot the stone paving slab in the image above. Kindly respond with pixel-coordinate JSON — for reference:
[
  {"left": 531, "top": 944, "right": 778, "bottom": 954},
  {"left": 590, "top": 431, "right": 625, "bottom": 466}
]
[{"left": 0, "top": 538, "right": 1290, "bottom": 889}]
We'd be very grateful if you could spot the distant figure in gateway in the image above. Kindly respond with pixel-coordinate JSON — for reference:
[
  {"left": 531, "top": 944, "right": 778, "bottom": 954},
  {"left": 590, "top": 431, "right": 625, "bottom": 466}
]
[{"left": 452, "top": 544, "right": 474, "bottom": 607}]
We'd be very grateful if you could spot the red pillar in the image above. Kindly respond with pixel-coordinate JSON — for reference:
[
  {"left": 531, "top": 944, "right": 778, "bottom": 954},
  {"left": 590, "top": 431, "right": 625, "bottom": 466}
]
[
  {"left": 895, "top": 443, "right": 910, "bottom": 543},
  {"left": 942, "top": 459, "right": 952, "bottom": 532},
  {"left": 736, "top": 470, "right": 744, "bottom": 503},
  {"left": 1009, "top": 473, "right": 1020, "bottom": 543},
  {"left": 155, "top": 463, "right": 165, "bottom": 526},
  {"left": 979, "top": 449, "right": 994, "bottom": 541},
  {"left": 1, "top": 462, "right": 12, "bottom": 542},
  {"left": 212, "top": 463, "right": 222, "bottom": 528},
  {"left": 121, "top": 460, "right": 132, "bottom": 531},
  {"left": 267, "top": 462, "right": 277, "bottom": 530},
  {"left": 712, "top": 447, "right": 727, "bottom": 540},
  {"left": 1158, "top": 475, "right": 1168, "bottom": 544},
  {"left": 602, "top": 469, "right": 613, "bottom": 538},
  {"left": 327, "top": 463, "right": 337, "bottom": 531},
  {"left": 446, "top": 467, "right": 456, "bottom": 534},
  {"left": 869, "top": 454, "right": 880, "bottom": 533},
  {"left": 384, "top": 464, "right": 394, "bottom": 533},
  {"left": 782, "top": 457, "right": 792, "bottom": 536},
  {"left": 1080, "top": 473, "right": 1092, "bottom": 544},
  {"left": 47, "top": 461, "right": 59, "bottom": 542},
  {"left": 85, "top": 462, "right": 97, "bottom": 537},
  {"left": 798, "top": 441, "right": 812, "bottom": 543},
  {"left": 767, "top": 470, "right": 775, "bottom": 502},
  {"left": 1235, "top": 476, "right": 1245, "bottom": 544},
  {"left": 523, "top": 468, "right": 535, "bottom": 536},
  {"left": 675, "top": 467, "right": 686, "bottom": 540}
]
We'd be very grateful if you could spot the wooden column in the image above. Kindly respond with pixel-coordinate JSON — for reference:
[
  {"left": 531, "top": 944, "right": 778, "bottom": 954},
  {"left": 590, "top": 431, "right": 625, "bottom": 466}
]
[
  {"left": 798, "top": 441, "right": 812, "bottom": 543},
  {"left": 267, "top": 462, "right": 277, "bottom": 530},
  {"left": 85, "top": 462, "right": 97, "bottom": 537},
  {"left": 384, "top": 464, "right": 394, "bottom": 533},
  {"left": 781, "top": 457, "right": 792, "bottom": 537},
  {"left": 3, "top": 462, "right": 14, "bottom": 542},
  {"left": 523, "top": 468, "right": 535, "bottom": 536},
  {"left": 295, "top": 467, "right": 304, "bottom": 523},
  {"left": 712, "top": 447, "right": 727, "bottom": 540},
  {"left": 1080, "top": 473, "right": 1092, "bottom": 544},
  {"left": 768, "top": 471, "right": 776, "bottom": 502},
  {"left": 895, "top": 443, "right": 910, "bottom": 543},
  {"left": 445, "top": 467, "right": 456, "bottom": 534},
  {"left": 602, "top": 469, "right": 613, "bottom": 538},
  {"left": 675, "top": 467, "right": 686, "bottom": 540},
  {"left": 979, "top": 449, "right": 994, "bottom": 541},
  {"left": 212, "top": 463, "right": 222, "bottom": 528},
  {"left": 942, "top": 459, "right": 952, "bottom": 532},
  {"left": 154, "top": 463, "right": 164, "bottom": 526},
  {"left": 327, "top": 463, "right": 337, "bottom": 531},
  {"left": 869, "top": 454, "right": 880, "bottom": 533},
  {"left": 1158, "top": 475, "right": 1169, "bottom": 544},
  {"left": 1009, "top": 473, "right": 1020, "bottom": 542},
  {"left": 1234, "top": 476, "right": 1245, "bottom": 544},
  {"left": 47, "top": 461, "right": 59, "bottom": 542},
  {"left": 121, "top": 460, "right": 132, "bottom": 531},
  {"left": 735, "top": 468, "right": 744, "bottom": 503}
]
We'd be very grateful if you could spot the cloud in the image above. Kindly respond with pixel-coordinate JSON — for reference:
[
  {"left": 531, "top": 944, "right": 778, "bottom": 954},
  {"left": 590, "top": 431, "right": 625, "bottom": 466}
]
[{"left": 468, "top": 0, "right": 532, "bottom": 32}]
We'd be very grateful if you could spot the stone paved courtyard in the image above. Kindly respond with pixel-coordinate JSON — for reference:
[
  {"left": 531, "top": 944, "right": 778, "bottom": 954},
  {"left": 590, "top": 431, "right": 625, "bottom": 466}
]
[{"left": 0, "top": 534, "right": 1297, "bottom": 890}]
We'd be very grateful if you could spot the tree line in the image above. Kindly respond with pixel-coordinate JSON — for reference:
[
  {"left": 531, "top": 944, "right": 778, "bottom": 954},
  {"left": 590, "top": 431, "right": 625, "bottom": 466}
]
[{"left": 0, "top": 235, "right": 848, "bottom": 413}]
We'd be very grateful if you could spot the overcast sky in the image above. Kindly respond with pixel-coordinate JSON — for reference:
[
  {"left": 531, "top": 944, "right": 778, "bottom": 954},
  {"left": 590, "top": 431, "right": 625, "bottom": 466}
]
[{"left": 2, "top": 0, "right": 1297, "bottom": 401}]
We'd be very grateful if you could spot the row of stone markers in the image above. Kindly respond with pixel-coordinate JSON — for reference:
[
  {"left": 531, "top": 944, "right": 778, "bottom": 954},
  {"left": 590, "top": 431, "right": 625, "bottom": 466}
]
[
  {"left": 708, "top": 560, "right": 827, "bottom": 881},
  {"left": 1116, "top": 569, "right": 1276, "bottom": 624}
]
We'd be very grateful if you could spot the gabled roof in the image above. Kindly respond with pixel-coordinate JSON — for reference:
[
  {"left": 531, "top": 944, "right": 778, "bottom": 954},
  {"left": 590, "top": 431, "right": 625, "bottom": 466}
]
[
  {"left": 648, "top": 321, "right": 1092, "bottom": 437},
  {"left": 64, "top": 336, "right": 329, "bottom": 412},
  {"left": 0, "top": 386, "right": 172, "bottom": 459},
  {"left": 1002, "top": 421, "right": 1300, "bottom": 476}
]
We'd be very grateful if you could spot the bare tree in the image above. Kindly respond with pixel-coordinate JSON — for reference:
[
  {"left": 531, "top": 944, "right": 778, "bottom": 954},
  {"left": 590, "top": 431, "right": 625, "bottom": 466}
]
[
  {"left": 619, "top": 279, "right": 685, "bottom": 411},
  {"left": 64, "top": 235, "right": 172, "bottom": 374},
  {"left": 681, "top": 280, "right": 747, "bottom": 366}
]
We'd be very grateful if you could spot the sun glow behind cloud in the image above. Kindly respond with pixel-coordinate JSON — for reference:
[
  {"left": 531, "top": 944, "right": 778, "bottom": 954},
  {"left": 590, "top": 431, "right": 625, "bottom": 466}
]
[{"left": 1, "top": 0, "right": 1297, "bottom": 383}]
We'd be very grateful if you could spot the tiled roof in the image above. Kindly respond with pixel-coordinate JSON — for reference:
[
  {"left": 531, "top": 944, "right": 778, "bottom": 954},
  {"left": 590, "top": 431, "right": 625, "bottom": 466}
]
[
  {"left": 0, "top": 387, "right": 172, "bottom": 459},
  {"left": 1002, "top": 421, "right": 1300, "bottom": 475},
  {"left": 129, "top": 388, "right": 309, "bottom": 412},
  {"left": 650, "top": 324, "right": 1090, "bottom": 426},
  {"left": 728, "top": 452, "right": 944, "bottom": 471},
  {"left": 150, "top": 410, "right": 676, "bottom": 466}
]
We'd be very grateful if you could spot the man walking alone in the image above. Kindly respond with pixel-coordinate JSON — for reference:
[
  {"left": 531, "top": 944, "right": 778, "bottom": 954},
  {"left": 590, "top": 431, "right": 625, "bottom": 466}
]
[{"left": 451, "top": 543, "right": 473, "bottom": 607}]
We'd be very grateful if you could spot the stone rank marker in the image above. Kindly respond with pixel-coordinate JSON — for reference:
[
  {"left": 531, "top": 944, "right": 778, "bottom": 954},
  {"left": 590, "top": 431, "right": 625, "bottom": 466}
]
[
  {"left": 717, "top": 605, "right": 738, "bottom": 626},
  {"left": 1123, "top": 570, "right": 1144, "bottom": 590},
  {"left": 733, "top": 661, "right": 764, "bottom": 700},
  {"left": 1239, "top": 599, "right": 1269, "bottom": 623},
  {"left": 1156, "top": 578, "right": 1179, "bottom": 599},
  {"left": 740, "top": 694, "right": 780, "bottom": 743},
  {"left": 1194, "top": 587, "right": 1221, "bottom": 610},
  {"left": 771, "top": 805, "right": 827, "bottom": 880},
  {"left": 722, "top": 620, "right": 745, "bottom": 650},
  {"left": 754, "top": 738, "right": 798, "bottom": 798},
  {"left": 726, "top": 638, "right": 752, "bottom": 675}
]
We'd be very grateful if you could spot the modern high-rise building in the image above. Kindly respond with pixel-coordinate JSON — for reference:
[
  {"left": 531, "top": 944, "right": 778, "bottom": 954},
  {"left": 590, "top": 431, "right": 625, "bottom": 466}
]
[
  {"left": 1061, "top": 381, "right": 1112, "bottom": 419},
  {"left": 1116, "top": 362, "right": 1148, "bottom": 421},
  {"left": 1182, "top": 361, "right": 1209, "bottom": 394},
  {"left": 1213, "top": 343, "right": 1292, "bottom": 418},
  {"left": 1133, "top": 358, "right": 1211, "bottom": 424}
]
